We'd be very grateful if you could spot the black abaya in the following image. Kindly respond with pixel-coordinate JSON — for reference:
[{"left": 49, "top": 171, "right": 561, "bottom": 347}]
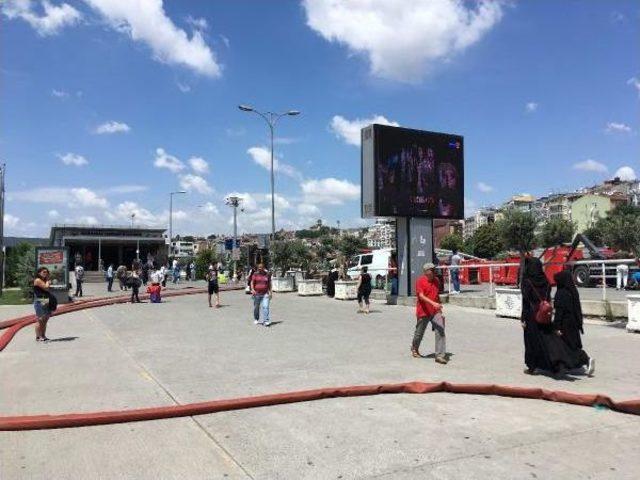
[{"left": 553, "top": 271, "right": 590, "bottom": 369}]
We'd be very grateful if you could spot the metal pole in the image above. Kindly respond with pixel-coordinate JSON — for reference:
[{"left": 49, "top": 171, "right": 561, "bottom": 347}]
[
  {"left": 269, "top": 119, "right": 275, "bottom": 239},
  {"left": 602, "top": 262, "right": 606, "bottom": 301},
  {"left": 233, "top": 202, "right": 238, "bottom": 280},
  {"left": 169, "top": 193, "right": 173, "bottom": 260},
  {"left": 0, "top": 164, "right": 5, "bottom": 295},
  {"left": 489, "top": 265, "right": 494, "bottom": 297}
]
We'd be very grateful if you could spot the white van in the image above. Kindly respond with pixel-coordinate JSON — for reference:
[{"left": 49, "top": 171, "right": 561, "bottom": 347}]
[{"left": 346, "top": 248, "right": 394, "bottom": 286}]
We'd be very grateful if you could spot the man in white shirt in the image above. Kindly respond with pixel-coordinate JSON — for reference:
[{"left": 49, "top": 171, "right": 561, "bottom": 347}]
[{"left": 450, "top": 250, "right": 462, "bottom": 294}]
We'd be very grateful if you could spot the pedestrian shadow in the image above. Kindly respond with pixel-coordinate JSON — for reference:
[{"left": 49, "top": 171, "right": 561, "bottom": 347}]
[
  {"left": 420, "top": 352, "right": 456, "bottom": 359},
  {"left": 47, "top": 336, "right": 78, "bottom": 343},
  {"left": 266, "top": 321, "right": 284, "bottom": 327},
  {"left": 536, "top": 370, "right": 579, "bottom": 382}
]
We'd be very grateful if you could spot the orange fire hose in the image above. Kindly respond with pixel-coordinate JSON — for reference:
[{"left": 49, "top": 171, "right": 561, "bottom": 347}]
[{"left": 1, "top": 287, "right": 639, "bottom": 431}]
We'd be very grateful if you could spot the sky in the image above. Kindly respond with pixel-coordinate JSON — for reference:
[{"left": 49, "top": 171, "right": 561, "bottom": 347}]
[{"left": 1, "top": 0, "right": 639, "bottom": 238}]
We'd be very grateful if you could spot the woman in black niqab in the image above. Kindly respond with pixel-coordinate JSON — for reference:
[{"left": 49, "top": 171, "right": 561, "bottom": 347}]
[
  {"left": 521, "top": 257, "right": 553, "bottom": 375},
  {"left": 553, "top": 270, "right": 594, "bottom": 375}
]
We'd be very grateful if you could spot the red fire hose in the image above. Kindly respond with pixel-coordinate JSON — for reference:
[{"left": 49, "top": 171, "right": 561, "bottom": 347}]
[{"left": 1, "top": 288, "right": 639, "bottom": 431}]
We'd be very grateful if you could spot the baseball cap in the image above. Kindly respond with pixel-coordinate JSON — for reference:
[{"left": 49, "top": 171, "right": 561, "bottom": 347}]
[{"left": 422, "top": 262, "right": 436, "bottom": 271}]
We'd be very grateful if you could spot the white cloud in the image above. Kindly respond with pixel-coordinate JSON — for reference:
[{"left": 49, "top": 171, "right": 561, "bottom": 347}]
[
  {"left": 303, "top": 0, "right": 504, "bottom": 82},
  {"left": 330, "top": 115, "right": 399, "bottom": 146},
  {"left": 58, "top": 152, "right": 88, "bottom": 166},
  {"left": 154, "top": 147, "right": 185, "bottom": 173},
  {"left": 477, "top": 182, "right": 493, "bottom": 193},
  {"left": 464, "top": 197, "right": 478, "bottom": 218},
  {"left": 219, "top": 34, "right": 230, "bottom": 48},
  {"left": 605, "top": 122, "right": 632, "bottom": 134},
  {"left": 247, "top": 146, "right": 300, "bottom": 178},
  {"left": 4, "top": 213, "right": 20, "bottom": 229},
  {"left": 2, "top": 0, "right": 82, "bottom": 36},
  {"left": 301, "top": 178, "right": 360, "bottom": 205},
  {"left": 48, "top": 209, "right": 60, "bottom": 218},
  {"left": 84, "top": 0, "right": 221, "bottom": 77},
  {"left": 176, "top": 81, "right": 191, "bottom": 93},
  {"left": 186, "top": 15, "right": 208, "bottom": 30},
  {"left": 188, "top": 156, "right": 209, "bottom": 174},
  {"left": 51, "top": 88, "right": 69, "bottom": 98},
  {"left": 179, "top": 173, "right": 212, "bottom": 194},
  {"left": 628, "top": 77, "right": 640, "bottom": 97},
  {"left": 199, "top": 202, "right": 219, "bottom": 215},
  {"left": 94, "top": 120, "right": 131, "bottom": 134},
  {"left": 104, "top": 184, "right": 149, "bottom": 194},
  {"left": 614, "top": 166, "right": 637, "bottom": 181},
  {"left": 573, "top": 159, "right": 608, "bottom": 174},
  {"left": 106, "top": 201, "right": 159, "bottom": 226},
  {"left": 297, "top": 203, "right": 320, "bottom": 216},
  {"left": 70, "top": 188, "right": 109, "bottom": 208},
  {"left": 76, "top": 215, "right": 99, "bottom": 225},
  {"left": 525, "top": 102, "right": 538, "bottom": 113}
]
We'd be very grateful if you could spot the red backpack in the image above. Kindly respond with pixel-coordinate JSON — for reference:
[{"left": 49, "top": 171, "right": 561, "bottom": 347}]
[{"left": 528, "top": 280, "right": 553, "bottom": 325}]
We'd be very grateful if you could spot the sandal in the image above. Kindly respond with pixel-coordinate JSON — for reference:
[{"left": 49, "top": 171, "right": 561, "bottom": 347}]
[{"left": 411, "top": 349, "right": 421, "bottom": 358}]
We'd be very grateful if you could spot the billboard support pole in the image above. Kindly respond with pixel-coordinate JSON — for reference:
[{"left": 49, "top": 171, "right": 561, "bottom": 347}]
[{"left": 396, "top": 217, "right": 434, "bottom": 297}]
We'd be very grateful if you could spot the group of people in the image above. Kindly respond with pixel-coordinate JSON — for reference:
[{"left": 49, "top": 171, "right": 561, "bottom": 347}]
[{"left": 410, "top": 257, "right": 596, "bottom": 377}]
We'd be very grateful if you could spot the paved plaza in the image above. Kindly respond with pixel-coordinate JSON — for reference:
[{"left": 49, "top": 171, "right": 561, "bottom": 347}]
[{"left": 2, "top": 290, "right": 640, "bottom": 479}]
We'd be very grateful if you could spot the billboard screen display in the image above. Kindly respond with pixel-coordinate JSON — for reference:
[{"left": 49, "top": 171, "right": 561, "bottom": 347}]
[{"left": 362, "top": 124, "right": 464, "bottom": 219}]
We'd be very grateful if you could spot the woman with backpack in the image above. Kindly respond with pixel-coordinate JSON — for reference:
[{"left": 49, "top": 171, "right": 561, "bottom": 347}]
[{"left": 521, "top": 257, "right": 554, "bottom": 375}]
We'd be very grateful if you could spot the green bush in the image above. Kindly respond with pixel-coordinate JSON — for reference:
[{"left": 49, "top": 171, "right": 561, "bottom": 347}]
[
  {"left": 496, "top": 209, "right": 538, "bottom": 254},
  {"left": 538, "top": 218, "right": 575, "bottom": 247},
  {"left": 439, "top": 233, "right": 464, "bottom": 252},
  {"left": 5, "top": 242, "right": 35, "bottom": 287},
  {"left": 195, "top": 248, "right": 219, "bottom": 280}
]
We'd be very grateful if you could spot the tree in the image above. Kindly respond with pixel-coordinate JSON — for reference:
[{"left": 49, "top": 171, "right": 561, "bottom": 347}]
[
  {"left": 582, "top": 225, "right": 604, "bottom": 246},
  {"left": 471, "top": 223, "right": 503, "bottom": 259},
  {"left": 16, "top": 245, "right": 36, "bottom": 300},
  {"left": 599, "top": 213, "right": 640, "bottom": 256},
  {"left": 439, "top": 233, "right": 464, "bottom": 252},
  {"left": 270, "top": 240, "right": 295, "bottom": 276},
  {"left": 336, "top": 235, "right": 367, "bottom": 261},
  {"left": 496, "top": 209, "right": 538, "bottom": 254},
  {"left": 5, "top": 243, "right": 35, "bottom": 287},
  {"left": 537, "top": 218, "right": 575, "bottom": 248},
  {"left": 194, "top": 248, "right": 219, "bottom": 280}
]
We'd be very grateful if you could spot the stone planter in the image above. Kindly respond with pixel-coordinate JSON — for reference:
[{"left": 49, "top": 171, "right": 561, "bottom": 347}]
[
  {"left": 297, "top": 279, "right": 323, "bottom": 296},
  {"left": 334, "top": 280, "right": 358, "bottom": 300},
  {"left": 272, "top": 276, "right": 295, "bottom": 293},
  {"left": 627, "top": 295, "right": 640, "bottom": 332},
  {"left": 495, "top": 288, "right": 522, "bottom": 319}
]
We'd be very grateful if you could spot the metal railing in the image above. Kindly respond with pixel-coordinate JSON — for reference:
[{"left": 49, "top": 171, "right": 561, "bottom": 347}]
[{"left": 436, "top": 258, "right": 639, "bottom": 301}]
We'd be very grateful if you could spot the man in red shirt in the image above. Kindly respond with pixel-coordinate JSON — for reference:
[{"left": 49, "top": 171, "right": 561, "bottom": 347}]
[
  {"left": 251, "top": 263, "right": 272, "bottom": 326},
  {"left": 412, "top": 262, "right": 448, "bottom": 364}
]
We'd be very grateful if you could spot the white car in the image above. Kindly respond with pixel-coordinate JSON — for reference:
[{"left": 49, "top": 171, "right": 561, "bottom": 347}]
[{"left": 346, "top": 248, "right": 394, "bottom": 286}]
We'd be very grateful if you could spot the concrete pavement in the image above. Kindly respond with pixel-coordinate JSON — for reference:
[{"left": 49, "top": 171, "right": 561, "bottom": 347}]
[{"left": 2, "top": 290, "right": 640, "bottom": 479}]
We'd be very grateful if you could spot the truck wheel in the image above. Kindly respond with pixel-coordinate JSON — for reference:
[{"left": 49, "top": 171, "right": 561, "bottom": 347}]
[{"left": 573, "top": 266, "right": 590, "bottom": 287}]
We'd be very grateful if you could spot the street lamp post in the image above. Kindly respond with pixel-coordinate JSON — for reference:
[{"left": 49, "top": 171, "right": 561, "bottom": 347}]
[
  {"left": 169, "top": 191, "right": 186, "bottom": 260},
  {"left": 0, "top": 163, "right": 5, "bottom": 296},
  {"left": 225, "top": 195, "right": 243, "bottom": 281},
  {"left": 238, "top": 105, "right": 300, "bottom": 239}
]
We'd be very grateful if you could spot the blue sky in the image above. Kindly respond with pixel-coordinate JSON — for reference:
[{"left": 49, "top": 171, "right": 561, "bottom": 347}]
[{"left": 2, "top": 0, "right": 639, "bottom": 237}]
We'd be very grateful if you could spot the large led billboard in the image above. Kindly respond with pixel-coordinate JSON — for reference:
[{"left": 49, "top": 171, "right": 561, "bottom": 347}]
[{"left": 361, "top": 124, "right": 464, "bottom": 219}]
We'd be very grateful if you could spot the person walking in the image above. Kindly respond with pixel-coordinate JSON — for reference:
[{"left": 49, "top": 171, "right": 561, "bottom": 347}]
[
  {"left": 553, "top": 270, "right": 595, "bottom": 376},
  {"left": 206, "top": 265, "right": 221, "bottom": 308},
  {"left": 33, "top": 267, "right": 57, "bottom": 342},
  {"left": 129, "top": 268, "right": 142, "bottom": 303},
  {"left": 521, "top": 257, "right": 554, "bottom": 375},
  {"left": 450, "top": 249, "right": 461, "bottom": 294},
  {"left": 74, "top": 264, "right": 85, "bottom": 297},
  {"left": 160, "top": 263, "right": 167, "bottom": 287},
  {"left": 116, "top": 265, "right": 127, "bottom": 291},
  {"left": 251, "top": 263, "right": 272, "bottom": 326},
  {"left": 141, "top": 262, "right": 149, "bottom": 287},
  {"left": 190, "top": 261, "right": 196, "bottom": 281},
  {"left": 356, "top": 266, "right": 372, "bottom": 314},
  {"left": 186, "top": 262, "right": 192, "bottom": 282},
  {"left": 616, "top": 262, "right": 629, "bottom": 290},
  {"left": 106, "top": 264, "right": 114, "bottom": 292},
  {"left": 411, "top": 262, "right": 447, "bottom": 364}
]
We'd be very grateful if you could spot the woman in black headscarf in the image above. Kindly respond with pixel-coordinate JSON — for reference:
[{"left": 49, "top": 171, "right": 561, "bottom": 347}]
[
  {"left": 521, "top": 256, "right": 553, "bottom": 375},
  {"left": 553, "top": 270, "right": 595, "bottom": 375}
]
